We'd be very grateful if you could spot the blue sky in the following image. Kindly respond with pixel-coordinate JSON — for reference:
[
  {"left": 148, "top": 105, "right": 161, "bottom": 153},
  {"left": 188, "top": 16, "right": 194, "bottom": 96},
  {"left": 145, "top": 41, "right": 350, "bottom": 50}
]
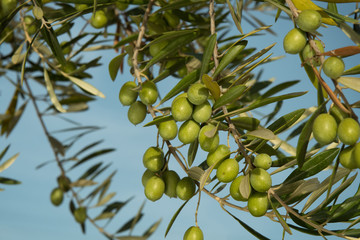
[{"left": 1, "top": 2, "right": 360, "bottom": 240}]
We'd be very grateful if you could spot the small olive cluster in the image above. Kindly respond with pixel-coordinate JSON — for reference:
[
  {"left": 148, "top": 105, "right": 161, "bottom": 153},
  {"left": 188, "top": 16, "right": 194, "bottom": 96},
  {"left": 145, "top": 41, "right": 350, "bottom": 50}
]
[
  {"left": 283, "top": 9, "right": 345, "bottom": 79},
  {"left": 312, "top": 108, "right": 360, "bottom": 169}
]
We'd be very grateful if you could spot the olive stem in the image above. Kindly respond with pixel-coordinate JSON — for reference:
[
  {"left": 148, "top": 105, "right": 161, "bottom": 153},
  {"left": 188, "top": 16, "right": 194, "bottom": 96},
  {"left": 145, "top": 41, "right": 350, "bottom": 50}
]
[{"left": 285, "top": 0, "right": 299, "bottom": 19}]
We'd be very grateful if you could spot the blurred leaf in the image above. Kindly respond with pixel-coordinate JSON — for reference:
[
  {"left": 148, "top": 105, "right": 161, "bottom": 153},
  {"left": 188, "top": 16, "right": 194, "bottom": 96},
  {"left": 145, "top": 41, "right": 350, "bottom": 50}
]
[
  {"left": 286, "top": 178, "right": 320, "bottom": 204},
  {"left": 109, "top": 53, "right": 126, "bottom": 81},
  {"left": 116, "top": 237, "right": 146, "bottom": 240},
  {"left": 188, "top": 139, "right": 198, "bottom": 167},
  {"left": 49, "top": 136, "right": 65, "bottom": 156},
  {"left": 337, "top": 77, "right": 360, "bottom": 93},
  {"left": 265, "top": 101, "right": 282, "bottom": 125},
  {"left": 96, "top": 192, "right": 116, "bottom": 207},
  {"left": 270, "top": 199, "right": 292, "bottom": 234},
  {"left": 67, "top": 76, "right": 105, "bottom": 98},
  {"left": 73, "top": 140, "right": 104, "bottom": 158},
  {"left": 71, "top": 179, "right": 97, "bottom": 187},
  {"left": 0, "top": 153, "right": 19, "bottom": 173},
  {"left": 285, "top": 148, "right": 340, "bottom": 184},
  {"left": 247, "top": 128, "right": 276, "bottom": 140},
  {"left": 11, "top": 43, "right": 25, "bottom": 65},
  {"left": 261, "top": 80, "right": 300, "bottom": 99},
  {"left": 0, "top": 146, "right": 10, "bottom": 162},
  {"left": 165, "top": 200, "right": 189, "bottom": 237},
  {"left": 113, "top": 33, "right": 139, "bottom": 48},
  {"left": 142, "top": 218, "right": 162, "bottom": 238},
  {"left": 337, "top": 22, "right": 360, "bottom": 45},
  {"left": 117, "top": 214, "right": 143, "bottom": 233},
  {"left": 78, "top": 162, "right": 103, "bottom": 180},
  {"left": 213, "top": 41, "right": 247, "bottom": 78},
  {"left": 202, "top": 74, "right": 221, "bottom": 100},
  {"left": 71, "top": 148, "right": 115, "bottom": 170},
  {"left": 222, "top": 207, "right": 270, "bottom": 239},
  {"left": 200, "top": 33, "right": 217, "bottom": 78},
  {"left": 94, "top": 212, "right": 115, "bottom": 221},
  {"left": 0, "top": 177, "right": 21, "bottom": 185},
  {"left": 2, "top": 102, "right": 28, "bottom": 138},
  {"left": 213, "top": 85, "right": 247, "bottom": 109},
  {"left": 232, "top": 117, "right": 260, "bottom": 131},
  {"left": 44, "top": 67, "right": 66, "bottom": 113}
]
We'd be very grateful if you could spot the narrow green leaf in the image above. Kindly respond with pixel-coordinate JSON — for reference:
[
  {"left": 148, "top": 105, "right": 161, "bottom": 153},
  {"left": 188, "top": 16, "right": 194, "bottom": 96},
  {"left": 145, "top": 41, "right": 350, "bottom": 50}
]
[
  {"left": 96, "top": 192, "right": 116, "bottom": 207},
  {"left": 94, "top": 212, "right": 115, "bottom": 221},
  {"left": 227, "top": 0, "right": 243, "bottom": 33},
  {"left": 44, "top": 67, "right": 66, "bottom": 113},
  {"left": 214, "top": 92, "right": 307, "bottom": 120},
  {"left": 117, "top": 214, "right": 144, "bottom": 233},
  {"left": 337, "top": 77, "right": 360, "bottom": 93},
  {"left": 40, "top": 25, "right": 66, "bottom": 66},
  {"left": 232, "top": 117, "right": 260, "bottom": 131},
  {"left": 0, "top": 177, "right": 21, "bottom": 185},
  {"left": 261, "top": 80, "right": 300, "bottom": 99},
  {"left": 0, "top": 145, "right": 10, "bottom": 162},
  {"left": 213, "top": 41, "right": 247, "bottom": 78},
  {"left": 246, "top": 128, "right": 276, "bottom": 140},
  {"left": 200, "top": 33, "right": 217, "bottom": 78},
  {"left": 113, "top": 33, "right": 139, "bottom": 48},
  {"left": 199, "top": 163, "right": 216, "bottom": 191},
  {"left": 188, "top": 166, "right": 205, "bottom": 182},
  {"left": 143, "top": 218, "right": 162, "bottom": 238},
  {"left": 165, "top": 200, "right": 189, "bottom": 237},
  {"left": 67, "top": 76, "right": 105, "bottom": 98},
  {"left": 11, "top": 43, "right": 25, "bottom": 64},
  {"left": 143, "top": 115, "right": 173, "bottom": 127},
  {"left": 109, "top": 53, "right": 126, "bottom": 81},
  {"left": 49, "top": 136, "right": 65, "bottom": 156},
  {"left": 270, "top": 199, "right": 292, "bottom": 234},
  {"left": 343, "top": 63, "right": 360, "bottom": 75},
  {"left": 188, "top": 139, "right": 198, "bottom": 167},
  {"left": 267, "top": 109, "right": 305, "bottom": 135},
  {"left": 0, "top": 153, "right": 19, "bottom": 173},
  {"left": 202, "top": 74, "right": 221, "bottom": 100},
  {"left": 71, "top": 148, "right": 115, "bottom": 170},
  {"left": 222, "top": 207, "right": 270, "bottom": 240},
  {"left": 70, "top": 179, "right": 97, "bottom": 187},
  {"left": 213, "top": 85, "right": 247, "bottom": 109},
  {"left": 285, "top": 148, "right": 340, "bottom": 184},
  {"left": 239, "top": 174, "right": 251, "bottom": 199}
]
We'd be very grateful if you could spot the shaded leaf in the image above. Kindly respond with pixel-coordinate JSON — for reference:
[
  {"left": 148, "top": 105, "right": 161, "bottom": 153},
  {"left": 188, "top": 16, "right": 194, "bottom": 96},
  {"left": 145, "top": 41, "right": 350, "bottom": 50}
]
[
  {"left": 109, "top": 53, "right": 126, "bottom": 81},
  {"left": 0, "top": 145, "right": 10, "bottom": 162},
  {"left": 202, "top": 74, "right": 221, "bottom": 100},
  {"left": 213, "top": 85, "right": 247, "bottom": 109},
  {"left": 246, "top": 128, "right": 276, "bottom": 140},
  {"left": 337, "top": 77, "right": 360, "bottom": 93},
  {"left": 232, "top": 117, "right": 260, "bottom": 131},
  {"left": 41, "top": 24, "right": 66, "bottom": 66},
  {"left": 188, "top": 139, "right": 198, "bottom": 167},
  {"left": 71, "top": 148, "right": 115, "bottom": 170},
  {"left": 200, "top": 33, "right": 217, "bottom": 78},
  {"left": 0, "top": 177, "right": 21, "bottom": 185},
  {"left": 71, "top": 179, "right": 97, "bottom": 187},
  {"left": 49, "top": 136, "right": 65, "bottom": 156},
  {"left": 143, "top": 218, "right": 161, "bottom": 238},
  {"left": 165, "top": 200, "right": 189, "bottom": 237}
]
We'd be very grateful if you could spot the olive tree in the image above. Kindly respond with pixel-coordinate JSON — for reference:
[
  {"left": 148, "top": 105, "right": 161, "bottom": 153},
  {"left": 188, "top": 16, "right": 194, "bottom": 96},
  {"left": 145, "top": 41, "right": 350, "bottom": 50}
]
[{"left": 1, "top": 0, "right": 360, "bottom": 239}]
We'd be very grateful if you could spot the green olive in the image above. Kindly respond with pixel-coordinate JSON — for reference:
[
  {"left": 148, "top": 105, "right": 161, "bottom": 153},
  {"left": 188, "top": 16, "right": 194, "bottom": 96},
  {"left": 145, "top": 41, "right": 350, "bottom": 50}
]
[
  {"left": 247, "top": 192, "right": 268, "bottom": 217},
  {"left": 198, "top": 124, "right": 219, "bottom": 152},
  {"left": 144, "top": 176, "right": 165, "bottom": 201},
  {"left": 206, "top": 144, "right": 230, "bottom": 169},
  {"left": 323, "top": 57, "right": 345, "bottom": 79},
  {"left": 60, "top": 41, "right": 72, "bottom": 55},
  {"left": 183, "top": 226, "right": 204, "bottom": 240},
  {"left": 149, "top": 41, "right": 168, "bottom": 57},
  {"left": 164, "top": 10, "right": 180, "bottom": 28},
  {"left": 301, "top": 40, "right": 324, "bottom": 66},
  {"left": 159, "top": 118, "right": 178, "bottom": 140},
  {"left": 75, "top": 4, "right": 88, "bottom": 11},
  {"left": 141, "top": 169, "right": 156, "bottom": 187},
  {"left": 353, "top": 142, "right": 360, "bottom": 168},
  {"left": 74, "top": 207, "right": 87, "bottom": 223},
  {"left": 50, "top": 187, "right": 64, "bottom": 206},
  {"left": 337, "top": 118, "right": 360, "bottom": 146},
  {"left": 192, "top": 101, "right": 212, "bottom": 123},
  {"left": 163, "top": 170, "right": 180, "bottom": 198},
  {"left": 119, "top": 81, "right": 138, "bottom": 106},
  {"left": 339, "top": 146, "right": 357, "bottom": 169},
  {"left": 176, "top": 177, "right": 195, "bottom": 201},
  {"left": 296, "top": 9, "right": 322, "bottom": 33},
  {"left": 143, "top": 147, "right": 164, "bottom": 172},
  {"left": 230, "top": 175, "right": 250, "bottom": 201},
  {"left": 171, "top": 97, "right": 193, "bottom": 122},
  {"left": 57, "top": 175, "right": 71, "bottom": 192},
  {"left": 216, "top": 158, "right": 239, "bottom": 183},
  {"left": 128, "top": 101, "right": 147, "bottom": 125},
  {"left": 283, "top": 28, "right": 307, "bottom": 54},
  {"left": 24, "top": 16, "right": 39, "bottom": 36},
  {"left": 253, "top": 153, "right": 272, "bottom": 170},
  {"left": 90, "top": 10, "right": 108, "bottom": 29},
  {"left": 250, "top": 168, "right": 272, "bottom": 193},
  {"left": 139, "top": 81, "right": 158, "bottom": 105},
  {"left": 187, "top": 83, "right": 209, "bottom": 105},
  {"left": 312, "top": 113, "right": 337, "bottom": 145},
  {"left": 115, "top": 2, "right": 129, "bottom": 11},
  {"left": 178, "top": 120, "right": 200, "bottom": 144}
]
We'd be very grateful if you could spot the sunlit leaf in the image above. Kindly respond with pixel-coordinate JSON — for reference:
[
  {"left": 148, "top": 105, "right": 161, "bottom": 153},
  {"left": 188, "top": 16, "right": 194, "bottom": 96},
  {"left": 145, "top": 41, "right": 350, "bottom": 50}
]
[
  {"left": 0, "top": 153, "right": 19, "bottom": 173},
  {"left": 232, "top": 117, "right": 260, "bottom": 131},
  {"left": 337, "top": 77, "right": 360, "bottom": 93},
  {"left": 246, "top": 128, "right": 276, "bottom": 140},
  {"left": 143, "top": 115, "right": 173, "bottom": 127},
  {"left": 270, "top": 199, "right": 292, "bottom": 234},
  {"left": 200, "top": 33, "right": 217, "bottom": 78},
  {"left": 71, "top": 179, "right": 97, "bottom": 187},
  {"left": 96, "top": 192, "right": 116, "bottom": 207},
  {"left": 68, "top": 76, "right": 105, "bottom": 98}
]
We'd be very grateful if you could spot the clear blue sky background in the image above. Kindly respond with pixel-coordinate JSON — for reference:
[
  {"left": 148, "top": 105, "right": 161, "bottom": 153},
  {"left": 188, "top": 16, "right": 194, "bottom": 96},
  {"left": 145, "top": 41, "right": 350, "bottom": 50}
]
[{"left": 1, "top": 2, "right": 360, "bottom": 240}]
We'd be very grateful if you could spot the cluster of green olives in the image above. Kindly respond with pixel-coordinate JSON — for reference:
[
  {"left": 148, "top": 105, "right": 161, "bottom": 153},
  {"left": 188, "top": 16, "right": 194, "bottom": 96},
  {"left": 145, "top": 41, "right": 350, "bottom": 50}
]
[
  {"left": 283, "top": 9, "right": 345, "bottom": 79},
  {"left": 229, "top": 153, "right": 272, "bottom": 217},
  {"left": 312, "top": 111, "right": 360, "bottom": 169}
]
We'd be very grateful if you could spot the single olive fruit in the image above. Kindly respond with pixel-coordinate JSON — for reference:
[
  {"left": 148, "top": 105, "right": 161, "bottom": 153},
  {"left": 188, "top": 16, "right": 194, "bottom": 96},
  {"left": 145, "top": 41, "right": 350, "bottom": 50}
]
[
  {"left": 183, "top": 226, "right": 204, "bottom": 240},
  {"left": 115, "top": 2, "right": 129, "bottom": 11},
  {"left": 187, "top": 83, "right": 209, "bottom": 105},
  {"left": 283, "top": 28, "right": 307, "bottom": 54},
  {"left": 24, "top": 16, "right": 38, "bottom": 36},
  {"left": 128, "top": 101, "right": 147, "bottom": 125},
  {"left": 330, "top": 104, "right": 349, "bottom": 124},
  {"left": 206, "top": 144, "right": 231, "bottom": 169},
  {"left": 302, "top": 40, "right": 324, "bottom": 66},
  {"left": 192, "top": 101, "right": 212, "bottom": 124},
  {"left": 1, "top": 27, "right": 14, "bottom": 43},
  {"left": 323, "top": 57, "right": 345, "bottom": 79},
  {"left": 216, "top": 158, "right": 239, "bottom": 183},
  {"left": 50, "top": 188, "right": 64, "bottom": 206},
  {"left": 139, "top": 81, "right": 158, "bottom": 105},
  {"left": 230, "top": 175, "right": 251, "bottom": 201},
  {"left": 119, "top": 81, "right": 138, "bottom": 106},
  {"left": 1, "top": 0, "right": 17, "bottom": 14},
  {"left": 61, "top": 61, "right": 76, "bottom": 74},
  {"left": 339, "top": 146, "right": 356, "bottom": 169},
  {"left": 337, "top": 118, "right": 360, "bottom": 146},
  {"left": 57, "top": 175, "right": 71, "bottom": 192},
  {"left": 312, "top": 113, "right": 338, "bottom": 145},
  {"left": 149, "top": 41, "right": 168, "bottom": 57},
  {"left": 198, "top": 124, "right": 219, "bottom": 152},
  {"left": 60, "top": 41, "right": 72, "bottom": 55},
  {"left": 354, "top": 142, "right": 360, "bottom": 168},
  {"left": 171, "top": 97, "right": 193, "bottom": 122},
  {"left": 90, "top": 10, "right": 108, "bottom": 29},
  {"left": 163, "top": 170, "right": 180, "bottom": 198},
  {"left": 75, "top": 4, "right": 88, "bottom": 11},
  {"left": 74, "top": 207, "right": 87, "bottom": 223},
  {"left": 144, "top": 175, "right": 165, "bottom": 201},
  {"left": 250, "top": 168, "right": 272, "bottom": 193},
  {"left": 296, "top": 9, "right": 322, "bottom": 33},
  {"left": 178, "top": 66, "right": 188, "bottom": 78},
  {"left": 141, "top": 169, "right": 156, "bottom": 187},
  {"left": 143, "top": 147, "right": 164, "bottom": 172},
  {"left": 159, "top": 118, "right": 178, "bottom": 141},
  {"left": 178, "top": 120, "right": 200, "bottom": 144},
  {"left": 176, "top": 177, "right": 196, "bottom": 201},
  {"left": 253, "top": 153, "right": 272, "bottom": 170},
  {"left": 247, "top": 192, "right": 268, "bottom": 217}
]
